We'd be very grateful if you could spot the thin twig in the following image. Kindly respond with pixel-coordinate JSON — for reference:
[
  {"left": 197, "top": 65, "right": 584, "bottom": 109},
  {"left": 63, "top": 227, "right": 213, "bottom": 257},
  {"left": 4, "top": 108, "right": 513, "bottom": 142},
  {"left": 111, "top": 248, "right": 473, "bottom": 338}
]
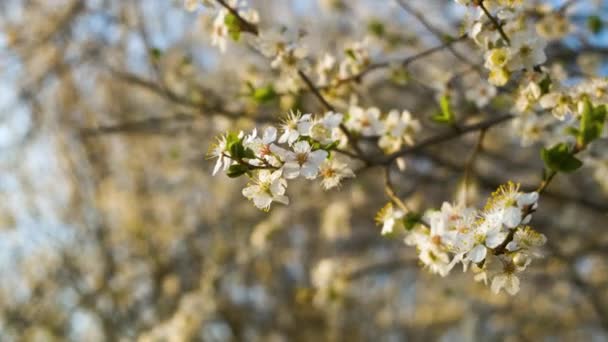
[
  {"left": 384, "top": 166, "right": 430, "bottom": 228},
  {"left": 297, "top": 70, "right": 367, "bottom": 161},
  {"left": 395, "top": 0, "right": 480, "bottom": 71},
  {"left": 215, "top": 0, "right": 259, "bottom": 34},
  {"left": 461, "top": 129, "right": 487, "bottom": 205},
  {"left": 478, "top": 0, "right": 510, "bottom": 45},
  {"left": 381, "top": 114, "right": 514, "bottom": 165}
]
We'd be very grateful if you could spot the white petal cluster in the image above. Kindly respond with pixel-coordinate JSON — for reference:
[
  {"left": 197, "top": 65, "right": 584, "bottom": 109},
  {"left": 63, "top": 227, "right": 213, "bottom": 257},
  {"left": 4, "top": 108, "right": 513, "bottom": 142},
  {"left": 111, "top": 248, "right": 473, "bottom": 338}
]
[
  {"left": 457, "top": 1, "right": 547, "bottom": 86},
  {"left": 242, "top": 170, "right": 289, "bottom": 211},
  {"left": 381, "top": 182, "right": 546, "bottom": 295},
  {"left": 346, "top": 105, "right": 421, "bottom": 153},
  {"left": 185, "top": 0, "right": 259, "bottom": 53},
  {"left": 375, "top": 203, "right": 405, "bottom": 236},
  {"left": 257, "top": 29, "right": 308, "bottom": 72},
  {"left": 511, "top": 75, "right": 608, "bottom": 146},
  {"left": 209, "top": 110, "right": 356, "bottom": 210}
]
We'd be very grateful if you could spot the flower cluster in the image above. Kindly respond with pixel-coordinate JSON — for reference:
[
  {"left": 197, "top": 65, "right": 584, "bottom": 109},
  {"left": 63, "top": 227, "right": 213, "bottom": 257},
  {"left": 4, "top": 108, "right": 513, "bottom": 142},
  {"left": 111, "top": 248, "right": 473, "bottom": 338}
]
[
  {"left": 457, "top": 1, "right": 548, "bottom": 86},
  {"left": 345, "top": 105, "right": 421, "bottom": 153},
  {"left": 378, "top": 182, "right": 546, "bottom": 295},
  {"left": 209, "top": 111, "right": 355, "bottom": 210},
  {"left": 185, "top": 0, "right": 259, "bottom": 53},
  {"left": 512, "top": 74, "right": 608, "bottom": 146}
]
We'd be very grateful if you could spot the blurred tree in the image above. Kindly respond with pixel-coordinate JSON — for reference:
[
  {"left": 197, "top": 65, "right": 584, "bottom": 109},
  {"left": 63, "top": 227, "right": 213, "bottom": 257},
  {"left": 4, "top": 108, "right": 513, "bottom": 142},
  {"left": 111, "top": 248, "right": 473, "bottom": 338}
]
[{"left": 0, "top": 0, "right": 607, "bottom": 341}]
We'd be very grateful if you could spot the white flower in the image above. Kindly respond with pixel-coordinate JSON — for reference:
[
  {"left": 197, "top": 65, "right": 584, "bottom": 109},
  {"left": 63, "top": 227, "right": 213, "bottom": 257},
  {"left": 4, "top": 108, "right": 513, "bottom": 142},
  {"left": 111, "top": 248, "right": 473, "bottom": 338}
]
[
  {"left": 539, "top": 92, "right": 574, "bottom": 120},
  {"left": 276, "top": 141, "right": 328, "bottom": 179},
  {"left": 242, "top": 170, "right": 289, "bottom": 210},
  {"left": 244, "top": 127, "right": 282, "bottom": 167},
  {"left": 419, "top": 246, "right": 453, "bottom": 277},
  {"left": 536, "top": 14, "right": 570, "bottom": 41},
  {"left": 465, "top": 81, "right": 497, "bottom": 108},
  {"left": 209, "top": 134, "right": 231, "bottom": 175},
  {"left": 487, "top": 252, "right": 530, "bottom": 296},
  {"left": 515, "top": 81, "right": 542, "bottom": 113},
  {"left": 507, "top": 31, "right": 547, "bottom": 71},
  {"left": 278, "top": 111, "right": 313, "bottom": 145},
  {"left": 488, "top": 67, "right": 510, "bottom": 86},
  {"left": 184, "top": 0, "right": 200, "bottom": 11},
  {"left": 376, "top": 203, "right": 404, "bottom": 235},
  {"left": 318, "top": 158, "right": 355, "bottom": 190},
  {"left": 378, "top": 109, "right": 419, "bottom": 154},
  {"left": 310, "top": 111, "right": 343, "bottom": 144},
  {"left": 257, "top": 29, "right": 307, "bottom": 71},
  {"left": 511, "top": 114, "right": 552, "bottom": 146},
  {"left": 487, "top": 183, "right": 539, "bottom": 228},
  {"left": 316, "top": 53, "right": 336, "bottom": 86},
  {"left": 338, "top": 39, "right": 370, "bottom": 79},
  {"left": 211, "top": 9, "right": 229, "bottom": 53},
  {"left": 346, "top": 105, "right": 383, "bottom": 136},
  {"left": 506, "top": 226, "right": 547, "bottom": 253},
  {"left": 484, "top": 48, "right": 510, "bottom": 70},
  {"left": 465, "top": 211, "right": 507, "bottom": 264},
  {"left": 311, "top": 259, "right": 337, "bottom": 289},
  {"left": 491, "top": 271, "right": 520, "bottom": 295}
]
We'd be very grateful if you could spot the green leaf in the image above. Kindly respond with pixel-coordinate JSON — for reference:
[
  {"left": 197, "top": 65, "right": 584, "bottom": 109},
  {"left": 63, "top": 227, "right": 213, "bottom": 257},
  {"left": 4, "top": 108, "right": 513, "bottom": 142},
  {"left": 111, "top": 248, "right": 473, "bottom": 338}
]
[
  {"left": 367, "top": 19, "right": 385, "bottom": 37},
  {"left": 226, "top": 164, "right": 250, "bottom": 178},
  {"left": 578, "top": 99, "right": 607, "bottom": 147},
  {"left": 226, "top": 132, "right": 248, "bottom": 159},
  {"left": 243, "top": 148, "right": 256, "bottom": 159},
  {"left": 252, "top": 85, "right": 277, "bottom": 103},
  {"left": 224, "top": 13, "right": 241, "bottom": 41},
  {"left": 588, "top": 15, "right": 603, "bottom": 34},
  {"left": 149, "top": 48, "right": 162, "bottom": 60},
  {"left": 229, "top": 141, "right": 245, "bottom": 159},
  {"left": 564, "top": 126, "right": 580, "bottom": 137},
  {"left": 432, "top": 95, "right": 455, "bottom": 124},
  {"left": 403, "top": 212, "right": 422, "bottom": 231},
  {"left": 389, "top": 67, "right": 409, "bottom": 86},
  {"left": 321, "top": 141, "right": 340, "bottom": 151},
  {"left": 538, "top": 75, "right": 552, "bottom": 95},
  {"left": 345, "top": 48, "right": 357, "bottom": 60},
  {"left": 441, "top": 34, "right": 455, "bottom": 44},
  {"left": 541, "top": 143, "right": 583, "bottom": 173}
]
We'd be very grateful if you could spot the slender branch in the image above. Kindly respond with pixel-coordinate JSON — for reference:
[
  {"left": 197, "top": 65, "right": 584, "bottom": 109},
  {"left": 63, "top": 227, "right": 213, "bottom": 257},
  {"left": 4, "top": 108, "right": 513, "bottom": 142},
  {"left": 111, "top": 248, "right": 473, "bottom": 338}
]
[
  {"left": 395, "top": 0, "right": 480, "bottom": 70},
  {"left": 384, "top": 167, "right": 413, "bottom": 213},
  {"left": 557, "top": 0, "right": 578, "bottom": 14},
  {"left": 478, "top": 0, "right": 511, "bottom": 45},
  {"left": 381, "top": 114, "right": 514, "bottom": 164},
  {"left": 215, "top": 0, "right": 259, "bottom": 34},
  {"left": 297, "top": 70, "right": 336, "bottom": 112},
  {"left": 314, "top": 34, "right": 468, "bottom": 91},
  {"left": 108, "top": 68, "right": 275, "bottom": 123},
  {"left": 384, "top": 166, "right": 430, "bottom": 227},
  {"left": 461, "top": 129, "right": 487, "bottom": 205},
  {"left": 297, "top": 70, "right": 367, "bottom": 161}
]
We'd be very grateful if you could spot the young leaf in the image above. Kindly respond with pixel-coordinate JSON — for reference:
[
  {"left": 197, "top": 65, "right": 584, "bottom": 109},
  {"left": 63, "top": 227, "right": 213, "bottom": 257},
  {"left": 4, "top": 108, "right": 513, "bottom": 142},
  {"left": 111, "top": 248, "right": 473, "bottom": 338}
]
[
  {"left": 587, "top": 15, "right": 603, "bottom": 35},
  {"left": 224, "top": 13, "right": 241, "bottom": 41},
  {"left": 226, "top": 164, "right": 250, "bottom": 178},
  {"left": 541, "top": 143, "right": 583, "bottom": 173},
  {"left": 432, "top": 94, "right": 455, "bottom": 124},
  {"left": 367, "top": 19, "right": 385, "bottom": 37},
  {"left": 578, "top": 99, "right": 607, "bottom": 147},
  {"left": 252, "top": 85, "right": 277, "bottom": 103},
  {"left": 403, "top": 212, "right": 423, "bottom": 231}
]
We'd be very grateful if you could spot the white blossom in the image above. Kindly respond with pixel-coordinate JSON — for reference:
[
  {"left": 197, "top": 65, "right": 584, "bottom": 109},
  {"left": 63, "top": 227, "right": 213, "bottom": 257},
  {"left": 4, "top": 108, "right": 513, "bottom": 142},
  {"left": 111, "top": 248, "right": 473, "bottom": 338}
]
[
  {"left": 242, "top": 170, "right": 289, "bottom": 210},
  {"left": 346, "top": 105, "right": 383, "bottom": 137},
  {"left": 278, "top": 111, "right": 313, "bottom": 145},
  {"left": 318, "top": 157, "right": 355, "bottom": 190},
  {"left": 276, "top": 141, "right": 328, "bottom": 180}
]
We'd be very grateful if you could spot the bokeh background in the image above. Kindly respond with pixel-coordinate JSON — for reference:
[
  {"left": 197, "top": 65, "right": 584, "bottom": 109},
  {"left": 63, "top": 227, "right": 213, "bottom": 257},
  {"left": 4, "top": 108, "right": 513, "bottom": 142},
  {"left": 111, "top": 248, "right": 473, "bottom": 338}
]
[{"left": 1, "top": 0, "right": 607, "bottom": 340}]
